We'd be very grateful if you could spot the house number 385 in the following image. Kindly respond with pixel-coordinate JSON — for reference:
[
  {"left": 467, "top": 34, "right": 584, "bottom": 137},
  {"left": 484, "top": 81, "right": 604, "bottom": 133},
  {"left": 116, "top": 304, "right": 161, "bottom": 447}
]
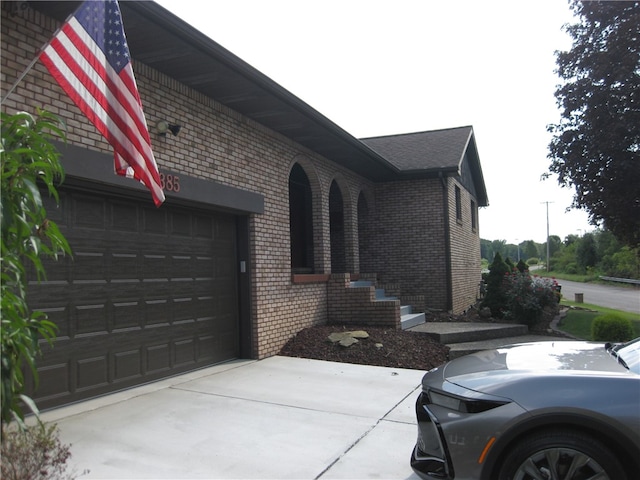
[{"left": 160, "top": 173, "right": 181, "bottom": 192}]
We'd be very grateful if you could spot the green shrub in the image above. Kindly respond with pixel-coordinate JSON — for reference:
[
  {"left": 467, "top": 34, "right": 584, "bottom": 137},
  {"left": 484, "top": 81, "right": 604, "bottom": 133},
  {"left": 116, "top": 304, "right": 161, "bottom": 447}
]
[
  {"left": 591, "top": 314, "right": 634, "bottom": 342},
  {"left": 527, "top": 257, "right": 539, "bottom": 265}
]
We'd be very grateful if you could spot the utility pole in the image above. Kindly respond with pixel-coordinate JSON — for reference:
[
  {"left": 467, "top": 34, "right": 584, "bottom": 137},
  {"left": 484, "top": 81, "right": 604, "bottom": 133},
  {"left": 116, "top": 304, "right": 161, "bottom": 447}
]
[{"left": 542, "top": 201, "right": 554, "bottom": 272}]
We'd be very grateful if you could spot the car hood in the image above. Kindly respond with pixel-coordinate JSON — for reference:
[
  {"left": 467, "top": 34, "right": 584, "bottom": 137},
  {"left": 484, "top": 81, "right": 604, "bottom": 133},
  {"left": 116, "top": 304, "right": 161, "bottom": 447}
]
[{"left": 441, "top": 341, "right": 630, "bottom": 393}]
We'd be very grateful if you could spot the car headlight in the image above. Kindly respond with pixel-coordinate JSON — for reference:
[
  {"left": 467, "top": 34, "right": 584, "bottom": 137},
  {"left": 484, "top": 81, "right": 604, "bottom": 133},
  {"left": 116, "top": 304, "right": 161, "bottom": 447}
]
[{"left": 428, "top": 388, "right": 510, "bottom": 413}]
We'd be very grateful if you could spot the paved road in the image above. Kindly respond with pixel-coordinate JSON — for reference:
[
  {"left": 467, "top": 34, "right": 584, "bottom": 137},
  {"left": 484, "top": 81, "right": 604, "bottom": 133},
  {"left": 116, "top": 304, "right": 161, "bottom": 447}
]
[{"left": 556, "top": 279, "right": 639, "bottom": 314}]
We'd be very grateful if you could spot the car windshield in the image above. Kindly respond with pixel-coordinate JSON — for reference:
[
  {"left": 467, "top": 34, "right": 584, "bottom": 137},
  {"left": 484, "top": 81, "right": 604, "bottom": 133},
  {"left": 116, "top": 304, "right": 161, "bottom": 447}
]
[{"left": 607, "top": 338, "right": 640, "bottom": 375}]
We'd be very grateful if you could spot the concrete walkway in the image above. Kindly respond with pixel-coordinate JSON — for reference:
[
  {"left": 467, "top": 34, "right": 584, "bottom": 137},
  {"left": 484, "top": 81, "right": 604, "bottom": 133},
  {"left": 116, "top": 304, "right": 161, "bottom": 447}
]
[{"left": 39, "top": 356, "right": 425, "bottom": 479}]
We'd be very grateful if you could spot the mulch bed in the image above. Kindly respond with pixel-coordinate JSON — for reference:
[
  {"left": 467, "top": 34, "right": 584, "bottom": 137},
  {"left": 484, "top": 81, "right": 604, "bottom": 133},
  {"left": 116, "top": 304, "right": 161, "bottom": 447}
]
[
  {"left": 278, "top": 324, "right": 450, "bottom": 371},
  {"left": 277, "top": 305, "right": 562, "bottom": 371}
]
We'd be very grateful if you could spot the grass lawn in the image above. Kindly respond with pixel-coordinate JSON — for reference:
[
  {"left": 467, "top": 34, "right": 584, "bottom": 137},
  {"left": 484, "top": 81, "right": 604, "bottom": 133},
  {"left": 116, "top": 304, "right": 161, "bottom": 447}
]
[{"left": 558, "top": 300, "right": 640, "bottom": 340}]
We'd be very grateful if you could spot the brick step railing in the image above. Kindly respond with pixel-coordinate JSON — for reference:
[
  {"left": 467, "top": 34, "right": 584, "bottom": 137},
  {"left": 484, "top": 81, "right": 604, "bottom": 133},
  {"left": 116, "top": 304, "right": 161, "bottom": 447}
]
[{"left": 327, "top": 274, "right": 425, "bottom": 329}]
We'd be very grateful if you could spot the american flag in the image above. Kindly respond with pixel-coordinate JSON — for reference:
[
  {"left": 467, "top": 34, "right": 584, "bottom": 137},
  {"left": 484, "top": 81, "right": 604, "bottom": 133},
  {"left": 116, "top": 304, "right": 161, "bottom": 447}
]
[{"left": 40, "top": 0, "right": 165, "bottom": 207}]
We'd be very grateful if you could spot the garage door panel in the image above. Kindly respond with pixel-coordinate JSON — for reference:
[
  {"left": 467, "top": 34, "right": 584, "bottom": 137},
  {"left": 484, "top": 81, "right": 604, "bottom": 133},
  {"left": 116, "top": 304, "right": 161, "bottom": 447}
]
[
  {"left": 170, "top": 211, "right": 192, "bottom": 236},
  {"left": 194, "top": 215, "right": 213, "bottom": 238},
  {"left": 113, "top": 349, "right": 143, "bottom": 381},
  {"left": 110, "top": 252, "right": 140, "bottom": 279},
  {"left": 109, "top": 201, "right": 139, "bottom": 232},
  {"left": 146, "top": 343, "right": 171, "bottom": 373},
  {"left": 72, "top": 194, "right": 106, "bottom": 229},
  {"left": 142, "top": 206, "right": 167, "bottom": 234},
  {"left": 39, "top": 305, "right": 72, "bottom": 338},
  {"left": 26, "top": 188, "right": 240, "bottom": 410},
  {"left": 76, "top": 356, "right": 109, "bottom": 392},
  {"left": 36, "top": 362, "right": 71, "bottom": 402},
  {"left": 112, "top": 300, "right": 143, "bottom": 330},
  {"left": 170, "top": 255, "right": 194, "bottom": 279},
  {"left": 74, "top": 303, "right": 109, "bottom": 335}
]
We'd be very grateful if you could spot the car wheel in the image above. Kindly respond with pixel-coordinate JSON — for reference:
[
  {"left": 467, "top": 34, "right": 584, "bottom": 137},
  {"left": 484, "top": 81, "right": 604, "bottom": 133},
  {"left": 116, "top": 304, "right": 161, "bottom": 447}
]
[{"left": 498, "top": 429, "right": 627, "bottom": 480}]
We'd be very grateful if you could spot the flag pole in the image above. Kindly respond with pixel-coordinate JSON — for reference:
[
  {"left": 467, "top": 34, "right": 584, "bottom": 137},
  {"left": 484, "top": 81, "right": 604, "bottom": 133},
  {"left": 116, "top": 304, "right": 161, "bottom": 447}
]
[
  {"left": 1, "top": 55, "right": 43, "bottom": 105},
  {"left": 1, "top": 7, "right": 77, "bottom": 106}
]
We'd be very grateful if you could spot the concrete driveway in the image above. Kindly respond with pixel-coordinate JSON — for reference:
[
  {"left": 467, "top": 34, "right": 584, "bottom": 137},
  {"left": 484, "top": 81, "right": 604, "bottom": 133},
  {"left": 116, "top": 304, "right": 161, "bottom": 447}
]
[{"left": 39, "top": 356, "right": 425, "bottom": 479}]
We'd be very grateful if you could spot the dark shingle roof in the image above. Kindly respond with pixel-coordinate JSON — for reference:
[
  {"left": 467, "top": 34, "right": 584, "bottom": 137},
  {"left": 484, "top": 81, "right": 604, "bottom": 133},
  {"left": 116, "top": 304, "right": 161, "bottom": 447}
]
[
  {"left": 361, "top": 126, "right": 488, "bottom": 206},
  {"left": 360, "top": 126, "right": 473, "bottom": 172}
]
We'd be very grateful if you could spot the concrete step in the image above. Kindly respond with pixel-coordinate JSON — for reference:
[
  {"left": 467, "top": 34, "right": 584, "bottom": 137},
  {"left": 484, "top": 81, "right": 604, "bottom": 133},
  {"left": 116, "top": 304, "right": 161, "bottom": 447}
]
[
  {"left": 409, "top": 322, "right": 528, "bottom": 344},
  {"left": 400, "top": 305, "right": 412, "bottom": 316},
  {"left": 375, "top": 288, "right": 397, "bottom": 301},
  {"left": 408, "top": 321, "right": 573, "bottom": 359},
  {"left": 401, "top": 312, "right": 426, "bottom": 330}
]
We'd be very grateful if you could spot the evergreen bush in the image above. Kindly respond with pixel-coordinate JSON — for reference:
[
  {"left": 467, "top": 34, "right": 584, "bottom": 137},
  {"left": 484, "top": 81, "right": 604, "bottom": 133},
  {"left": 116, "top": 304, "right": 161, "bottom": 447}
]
[{"left": 481, "top": 252, "right": 510, "bottom": 318}]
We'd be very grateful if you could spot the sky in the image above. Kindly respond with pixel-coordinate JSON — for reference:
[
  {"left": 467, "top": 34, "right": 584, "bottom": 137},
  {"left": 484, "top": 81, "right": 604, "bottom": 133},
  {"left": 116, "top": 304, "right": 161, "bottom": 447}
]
[{"left": 154, "top": 0, "right": 595, "bottom": 245}]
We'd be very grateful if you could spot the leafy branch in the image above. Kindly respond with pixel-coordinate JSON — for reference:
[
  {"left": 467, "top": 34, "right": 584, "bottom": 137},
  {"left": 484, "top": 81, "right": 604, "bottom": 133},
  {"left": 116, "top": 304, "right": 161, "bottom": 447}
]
[{"left": 1, "top": 110, "right": 72, "bottom": 429}]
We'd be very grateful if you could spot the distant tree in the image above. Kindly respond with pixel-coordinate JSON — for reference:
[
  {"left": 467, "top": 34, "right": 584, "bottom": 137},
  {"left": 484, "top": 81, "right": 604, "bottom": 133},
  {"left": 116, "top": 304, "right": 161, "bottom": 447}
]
[
  {"left": 576, "top": 233, "right": 598, "bottom": 271},
  {"left": 547, "top": 0, "right": 640, "bottom": 247},
  {"left": 491, "top": 239, "right": 507, "bottom": 259},
  {"left": 595, "top": 229, "right": 622, "bottom": 259},
  {"left": 523, "top": 240, "right": 538, "bottom": 260},
  {"left": 552, "top": 241, "right": 579, "bottom": 274},
  {"left": 550, "top": 235, "right": 563, "bottom": 257},
  {"left": 480, "top": 238, "right": 493, "bottom": 262},
  {"left": 564, "top": 234, "right": 580, "bottom": 246}
]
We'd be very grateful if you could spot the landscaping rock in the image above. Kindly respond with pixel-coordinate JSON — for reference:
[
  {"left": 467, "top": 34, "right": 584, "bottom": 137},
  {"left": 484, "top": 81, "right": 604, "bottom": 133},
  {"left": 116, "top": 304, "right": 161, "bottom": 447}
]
[{"left": 327, "top": 330, "right": 370, "bottom": 347}]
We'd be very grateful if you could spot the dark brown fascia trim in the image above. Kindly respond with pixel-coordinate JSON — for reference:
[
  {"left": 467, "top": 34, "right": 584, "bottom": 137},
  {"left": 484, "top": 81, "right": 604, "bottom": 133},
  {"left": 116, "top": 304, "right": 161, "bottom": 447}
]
[{"left": 54, "top": 141, "right": 264, "bottom": 215}]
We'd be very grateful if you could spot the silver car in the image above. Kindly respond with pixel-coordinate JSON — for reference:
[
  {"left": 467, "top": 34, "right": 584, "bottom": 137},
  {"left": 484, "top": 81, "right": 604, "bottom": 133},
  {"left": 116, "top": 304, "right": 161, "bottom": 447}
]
[{"left": 411, "top": 338, "right": 640, "bottom": 480}]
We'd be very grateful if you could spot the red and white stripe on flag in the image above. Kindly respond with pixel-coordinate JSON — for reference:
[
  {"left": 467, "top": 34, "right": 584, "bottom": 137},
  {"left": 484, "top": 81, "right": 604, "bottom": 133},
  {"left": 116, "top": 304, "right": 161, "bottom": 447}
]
[{"left": 39, "top": 0, "right": 165, "bottom": 207}]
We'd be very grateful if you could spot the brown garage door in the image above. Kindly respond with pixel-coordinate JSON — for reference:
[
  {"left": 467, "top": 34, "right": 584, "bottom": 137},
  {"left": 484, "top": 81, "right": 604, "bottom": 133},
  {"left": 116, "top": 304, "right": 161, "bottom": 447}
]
[{"left": 26, "top": 187, "right": 239, "bottom": 410}]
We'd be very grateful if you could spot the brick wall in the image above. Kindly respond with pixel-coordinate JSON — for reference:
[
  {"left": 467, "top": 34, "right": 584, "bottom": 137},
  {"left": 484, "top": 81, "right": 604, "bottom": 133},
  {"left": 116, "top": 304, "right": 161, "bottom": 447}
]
[
  {"left": 448, "top": 179, "right": 482, "bottom": 313},
  {"left": 362, "top": 179, "right": 449, "bottom": 311}
]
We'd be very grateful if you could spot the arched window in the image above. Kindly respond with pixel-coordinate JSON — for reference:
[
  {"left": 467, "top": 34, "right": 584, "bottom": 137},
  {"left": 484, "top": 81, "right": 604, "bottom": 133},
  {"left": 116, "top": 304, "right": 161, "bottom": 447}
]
[{"left": 289, "top": 163, "right": 314, "bottom": 273}]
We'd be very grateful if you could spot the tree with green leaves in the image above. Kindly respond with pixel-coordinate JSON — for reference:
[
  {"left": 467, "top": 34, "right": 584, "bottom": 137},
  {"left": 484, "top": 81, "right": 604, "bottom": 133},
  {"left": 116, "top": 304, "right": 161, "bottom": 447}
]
[
  {"left": 1, "top": 111, "right": 71, "bottom": 429},
  {"left": 547, "top": 0, "right": 640, "bottom": 247},
  {"left": 523, "top": 240, "right": 539, "bottom": 261},
  {"left": 576, "top": 232, "right": 598, "bottom": 271}
]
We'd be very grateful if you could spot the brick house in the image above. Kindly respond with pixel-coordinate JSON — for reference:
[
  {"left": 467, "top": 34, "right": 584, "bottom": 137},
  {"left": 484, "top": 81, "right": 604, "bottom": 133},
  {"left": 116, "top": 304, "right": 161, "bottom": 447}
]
[{"left": 1, "top": 1, "right": 488, "bottom": 409}]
